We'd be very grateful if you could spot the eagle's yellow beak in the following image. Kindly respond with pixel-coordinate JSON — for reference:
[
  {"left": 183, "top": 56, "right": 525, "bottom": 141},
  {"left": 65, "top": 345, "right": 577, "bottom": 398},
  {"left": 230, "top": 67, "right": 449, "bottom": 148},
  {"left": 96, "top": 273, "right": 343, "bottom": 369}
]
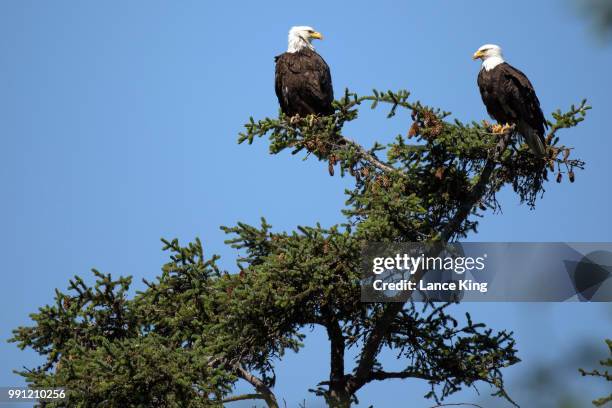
[
  {"left": 310, "top": 31, "right": 323, "bottom": 40},
  {"left": 472, "top": 50, "right": 484, "bottom": 60}
]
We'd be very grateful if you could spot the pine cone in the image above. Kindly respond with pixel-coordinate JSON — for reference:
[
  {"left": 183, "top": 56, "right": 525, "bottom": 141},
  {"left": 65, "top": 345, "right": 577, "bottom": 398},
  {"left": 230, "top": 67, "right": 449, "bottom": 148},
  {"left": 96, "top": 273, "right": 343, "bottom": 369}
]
[{"left": 408, "top": 122, "right": 420, "bottom": 138}]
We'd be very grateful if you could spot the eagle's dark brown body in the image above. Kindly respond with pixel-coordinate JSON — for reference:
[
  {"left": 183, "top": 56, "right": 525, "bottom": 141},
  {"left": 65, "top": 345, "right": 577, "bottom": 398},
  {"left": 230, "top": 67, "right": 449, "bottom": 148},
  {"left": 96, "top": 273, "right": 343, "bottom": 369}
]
[
  {"left": 274, "top": 49, "right": 334, "bottom": 117},
  {"left": 477, "top": 62, "right": 547, "bottom": 156}
]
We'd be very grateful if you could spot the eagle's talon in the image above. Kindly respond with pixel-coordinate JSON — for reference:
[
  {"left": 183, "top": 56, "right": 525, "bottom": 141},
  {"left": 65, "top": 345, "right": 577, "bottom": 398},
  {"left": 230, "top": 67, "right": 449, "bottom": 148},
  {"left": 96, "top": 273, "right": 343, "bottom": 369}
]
[
  {"left": 491, "top": 123, "right": 513, "bottom": 134},
  {"left": 289, "top": 115, "right": 301, "bottom": 125},
  {"left": 308, "top": 114, "right": 317, "bottom": 127},
  {"left": 491, "top": 124, "right": 504, "bottom": 134}
]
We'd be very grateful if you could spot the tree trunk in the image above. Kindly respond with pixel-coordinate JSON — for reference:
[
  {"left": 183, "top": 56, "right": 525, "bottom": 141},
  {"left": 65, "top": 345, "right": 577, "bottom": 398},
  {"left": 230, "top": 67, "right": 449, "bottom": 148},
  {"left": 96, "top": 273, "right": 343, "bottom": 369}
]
[{"left": 327, "top": 389, "right": 352, "bottom": 408}]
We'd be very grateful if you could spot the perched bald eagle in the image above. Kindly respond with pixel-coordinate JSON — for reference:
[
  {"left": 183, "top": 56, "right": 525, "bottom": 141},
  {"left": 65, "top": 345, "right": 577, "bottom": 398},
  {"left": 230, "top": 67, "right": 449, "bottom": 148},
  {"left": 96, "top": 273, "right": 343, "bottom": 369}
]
[
  {"left": 473, "top": 44, "right": 547, "bottom": 157},
  {"left": 274, "top": 26, "right": 334, "bottom": 117}
]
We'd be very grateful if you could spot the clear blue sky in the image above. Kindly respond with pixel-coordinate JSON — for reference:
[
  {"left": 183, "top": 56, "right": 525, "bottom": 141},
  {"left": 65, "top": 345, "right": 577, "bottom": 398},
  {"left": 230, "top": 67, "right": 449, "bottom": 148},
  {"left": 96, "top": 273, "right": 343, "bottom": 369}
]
[{"left": 0, "top": 1, "right": 610, "bottom": 407}]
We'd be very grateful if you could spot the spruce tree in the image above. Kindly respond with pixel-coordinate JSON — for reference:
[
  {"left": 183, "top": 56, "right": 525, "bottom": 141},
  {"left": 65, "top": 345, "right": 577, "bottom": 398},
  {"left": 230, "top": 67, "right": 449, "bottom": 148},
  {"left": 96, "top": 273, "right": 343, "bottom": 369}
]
[{"left": 11, "top": 89, "right": 589, "bottom": 407}]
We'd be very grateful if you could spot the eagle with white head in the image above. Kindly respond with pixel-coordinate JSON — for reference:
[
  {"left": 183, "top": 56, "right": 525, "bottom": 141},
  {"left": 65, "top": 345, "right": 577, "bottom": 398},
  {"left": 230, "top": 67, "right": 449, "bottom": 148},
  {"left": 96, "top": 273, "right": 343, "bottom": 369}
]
[
  {"left": 473, "top": 44, "right": 547, "bottom": 157},
  {"left": 274, "top": 26, "right": 334, "bottom": 117}
]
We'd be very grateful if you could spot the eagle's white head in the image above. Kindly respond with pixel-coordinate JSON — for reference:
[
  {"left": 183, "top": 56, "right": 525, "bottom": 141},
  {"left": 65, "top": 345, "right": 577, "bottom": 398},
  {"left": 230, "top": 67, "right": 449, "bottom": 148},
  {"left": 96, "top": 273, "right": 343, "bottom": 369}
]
[
  {"left": 287, "top": 26, "right": 323, "bottom": 53},
  {"left": 472, "top": 44, "right": 505, "bottom": 71}
]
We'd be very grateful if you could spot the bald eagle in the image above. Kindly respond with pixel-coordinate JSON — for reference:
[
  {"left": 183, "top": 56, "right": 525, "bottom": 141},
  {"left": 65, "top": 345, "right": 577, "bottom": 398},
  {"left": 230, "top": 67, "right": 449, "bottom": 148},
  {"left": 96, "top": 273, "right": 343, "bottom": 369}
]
[
  {"left": 473, "top": 44, "right": 547, "bottom": 157},
  {"left": 274, "top": 26, "right": 334, "bottom": 117}
]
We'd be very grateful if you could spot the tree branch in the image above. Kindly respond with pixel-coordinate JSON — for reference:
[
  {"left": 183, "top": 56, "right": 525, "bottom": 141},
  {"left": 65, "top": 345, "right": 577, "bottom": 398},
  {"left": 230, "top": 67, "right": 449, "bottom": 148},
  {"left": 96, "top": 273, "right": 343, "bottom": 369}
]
[
  {"left": 235, "top": 364, "right": 279, "bottom": 408},
  {"left": 367, "top": 369, "right": 437, "bottom": 382},
  {"left": 325, "top": 312, "right": 347, "bottom": 398},
  {"left": 222, "top": 393, "right": 265, "bottom": 404},
  {"left": 347, "top": 129, "right": 515, "bottom": 394},
  {"left": 438, "top": 129, "right": 514, "bottom": 241},
  {"left": 340, "top": 136, "right": 397, "bottom": 173}
]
